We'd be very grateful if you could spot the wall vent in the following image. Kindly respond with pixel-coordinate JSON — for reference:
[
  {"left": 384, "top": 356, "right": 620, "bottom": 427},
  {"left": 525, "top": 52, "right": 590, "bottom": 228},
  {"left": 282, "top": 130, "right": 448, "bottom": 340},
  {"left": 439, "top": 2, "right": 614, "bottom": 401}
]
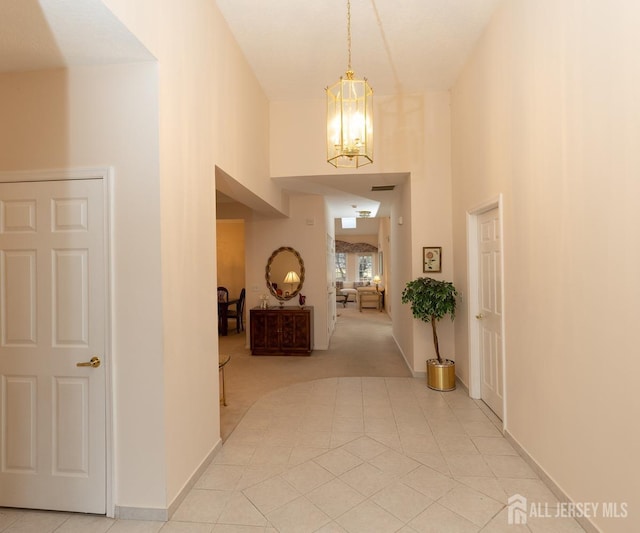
[{"left": 371, "top": 185, "right": 395, "bottom": 191}]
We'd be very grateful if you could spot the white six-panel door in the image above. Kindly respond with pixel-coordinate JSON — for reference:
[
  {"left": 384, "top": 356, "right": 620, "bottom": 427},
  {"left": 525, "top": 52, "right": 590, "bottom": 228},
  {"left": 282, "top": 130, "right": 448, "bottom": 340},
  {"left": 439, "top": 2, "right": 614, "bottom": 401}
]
[
  {"left": 0, "top": 179, "right": 106, "bottom": 513},
  {"left": 477, "top": 207, "right": 504, "bottom": 419}
]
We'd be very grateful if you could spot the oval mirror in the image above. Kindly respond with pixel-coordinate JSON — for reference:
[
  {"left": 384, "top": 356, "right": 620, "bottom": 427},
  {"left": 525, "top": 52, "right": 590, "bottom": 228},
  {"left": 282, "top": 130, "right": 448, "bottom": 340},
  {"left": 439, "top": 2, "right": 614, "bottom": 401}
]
[{"left": 265, "top": 246, "right": 305, "bottom": 301}]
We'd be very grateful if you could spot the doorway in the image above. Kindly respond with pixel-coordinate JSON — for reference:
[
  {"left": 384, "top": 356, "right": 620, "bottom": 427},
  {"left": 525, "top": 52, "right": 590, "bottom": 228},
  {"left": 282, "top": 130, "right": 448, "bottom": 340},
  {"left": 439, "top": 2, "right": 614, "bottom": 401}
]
[
  {"left": 0, "top": 173, "right": 109, "bottom": 513},
  {"left": 468, "top": 197, "right": 506, "bottom": 423}
]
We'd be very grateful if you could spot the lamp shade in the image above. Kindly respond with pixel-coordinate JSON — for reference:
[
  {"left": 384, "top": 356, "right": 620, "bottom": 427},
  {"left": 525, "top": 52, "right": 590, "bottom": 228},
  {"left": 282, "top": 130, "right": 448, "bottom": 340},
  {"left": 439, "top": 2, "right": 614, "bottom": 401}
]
[
  {"left": 283, "top": 271, "right": 301, "bottom": 284},
  {"left": 373, "top": 275, "right": 381, "bottom": 284}
]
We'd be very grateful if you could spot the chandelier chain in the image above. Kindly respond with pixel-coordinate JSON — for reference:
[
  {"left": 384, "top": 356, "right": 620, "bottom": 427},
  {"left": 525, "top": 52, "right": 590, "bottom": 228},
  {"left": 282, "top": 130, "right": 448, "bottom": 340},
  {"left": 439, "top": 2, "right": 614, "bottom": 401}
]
[{"left": 347, "top": 0, "right": 352, "bottom": 72}]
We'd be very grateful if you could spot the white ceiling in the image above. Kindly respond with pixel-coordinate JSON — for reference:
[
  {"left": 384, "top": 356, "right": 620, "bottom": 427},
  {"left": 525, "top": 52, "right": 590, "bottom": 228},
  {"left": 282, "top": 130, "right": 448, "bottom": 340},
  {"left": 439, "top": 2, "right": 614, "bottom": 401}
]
[
  {"left": 215, "top": 0, "right": 502, "bottom": 100},
  {"left": 215, "top": 0, "right": 502, "bottom": 222},
  {"left": 0, "top": 0, "right": 153, "bottom": 73}
]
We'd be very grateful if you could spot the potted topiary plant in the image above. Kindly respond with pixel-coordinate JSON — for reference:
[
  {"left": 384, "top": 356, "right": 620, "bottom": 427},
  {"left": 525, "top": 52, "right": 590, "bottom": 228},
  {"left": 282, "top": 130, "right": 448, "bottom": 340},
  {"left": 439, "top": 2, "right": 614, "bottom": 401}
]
[{"left": 401, "top": 276, "right": 459, "bottom": 391}]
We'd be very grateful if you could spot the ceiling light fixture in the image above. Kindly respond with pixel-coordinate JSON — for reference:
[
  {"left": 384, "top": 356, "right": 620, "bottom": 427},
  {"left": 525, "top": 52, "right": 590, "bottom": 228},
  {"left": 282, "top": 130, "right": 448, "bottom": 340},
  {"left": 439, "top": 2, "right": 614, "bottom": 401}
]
[
  {"left": 357, "top": 210, "right": 371, "bottom": 218},
  {"left": 326, "top": 0, "right": 373, "bottom": 168}
]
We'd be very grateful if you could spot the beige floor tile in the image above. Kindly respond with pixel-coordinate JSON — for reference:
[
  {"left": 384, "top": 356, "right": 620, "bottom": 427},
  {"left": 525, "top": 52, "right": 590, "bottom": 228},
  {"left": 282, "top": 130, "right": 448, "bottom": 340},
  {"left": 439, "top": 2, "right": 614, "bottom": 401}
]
[
  {"left": 172, "top": 489, "right": 233, "bottom": 524},
  {"left": 368, "top": 449, "right": 421, "bottom": 476},
  {"left": 296, "top": 430, "right": 331, "bottom": 448},
  {"left": 196, "top": 465, "right": 246, "bottom": 491},
  {"left": 436, "top": 434, "right": 480, "bottom": 456},
  {"left": 262, "top": 429, "right": 298, "bottom": 447},
  {"left": 266, "top": 496, "right": 331, "bottom": 533},
  {"left": 454, "top": 408, "right": 492, "bottom": 424},
  {"left": 399, "top": 433, "right": 441, "bottom": 454},
  {"left": 401, "top": 465, "right": 459, "bottom": 501},
  {"left": 329, "top": 432, "right": 363, "bottom": 449},
  {"left": 336, "top": 499, "right": 404, "bottom": 533},
  {"left": 339, "top": 462, "right": 400, "bottom": 497},
  {"left": 446, "top": 455, "right": 493, "bottom": 477},
  {"left": 409, "top": 502, "right": 479, "bottom": 533},
  {"left": 405, "top": 451, "right": 451, "bottom": 475},
  {"left": 363, "top": 405, "right": 394, "bottom": 419},
  {"left": 242, "top": 476, "right": 301, "bottom": 515},
  {"left": 342, "top": 436, "right": 390, "bottom": 460},
  {"left": 333, "top": 417, "right": 365, "bottom": 434},
  {"left": 333, "top": 404, "right": 364, "bottom": 418},
  {"left": 107, "top": 520, "right": 165, "bottom": 533},
  {"left": 395, "top": 419, "right": 431, "bottom": 436},
  {"left": 2, "top": 510, "right": 70, "bottom": 532},
  {"left": 0, "top": 509, "right": 21, "bottom": 530},
  {"left": 429, "top": 418, "right": 467, "bottom": 437},
  {"left": 371, "top": 482, "right": 433, "bottom": 522},
  {"left": 281, "top": 461, "right": 335, "bottom": 494},
  {"left": 249, "top": 445, "right": 292, "bottom": 466},
  {"left": 526, "top": 514, "right": 587, "bottom": 532},
  {"left": 364, "top": 417, "right": 398, "bottom": 434},
  {"left": 484, "top": 456, "right": 538, "bottom": 479},
  {"left": 287, "top": 446, "right": 327, "bottom": 466},
  {"left": 472, "top": 437, "right": 518, "bottom": 456},
  {"left": 161, "top": 521, "right": 214, "bottom": 532},
  {"left": 479, "top": 507, "right": 530, "bottom": 532},
  {"left": 306, "top": 478, "right": 366, "bottom": 519},
  {"left": 213, "top": 444, "right": 257, "bottom": 466},
  {"left": 314, "top": 523, "right": 349, "bottom": 533},
  {"left": 498, "top": 478, "right": 561, "bottom": 505},
  {"left": 314, "top": 448, "right": 363, "bottom": 476},
  {"left": 54, "top": 514, "right": 116, "bottom": 533},
  {"left": 235, "top": 465, "right": 286, "bottom": 491},
  {"left": 211, "top": 525, "right": 264, "bottom": 533},
  {"left": 462, "top": 420, "right": 503, "bottom": 438},
  {"left": 367, "top": 432, "right": 403, "bottom": 452},
  {"left": 438, "top": 485, "right": 504, "bottom": 527},
  {"left": 455, "top": 476, "right": 508, "bottom": 502},
  {"left": 216, "top": 492, "right": 267, "bottom": 528}
]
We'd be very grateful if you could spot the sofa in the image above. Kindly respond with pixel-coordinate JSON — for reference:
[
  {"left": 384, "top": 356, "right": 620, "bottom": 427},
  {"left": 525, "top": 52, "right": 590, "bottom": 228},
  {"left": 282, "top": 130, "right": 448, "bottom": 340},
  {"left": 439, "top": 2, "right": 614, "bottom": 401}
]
[{"left": 336, "top": 281, "right": 374, "bottom": 307}]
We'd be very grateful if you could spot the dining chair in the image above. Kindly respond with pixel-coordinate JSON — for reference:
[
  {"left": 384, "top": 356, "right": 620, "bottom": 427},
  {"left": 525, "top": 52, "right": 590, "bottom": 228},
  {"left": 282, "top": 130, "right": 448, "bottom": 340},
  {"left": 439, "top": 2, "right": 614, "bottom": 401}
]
[
  {"left": 226, "top": 288, "right": 245, "bottom": 333},
  {"left": 217, "top": 286, "right": 229, "bottom": 302}
]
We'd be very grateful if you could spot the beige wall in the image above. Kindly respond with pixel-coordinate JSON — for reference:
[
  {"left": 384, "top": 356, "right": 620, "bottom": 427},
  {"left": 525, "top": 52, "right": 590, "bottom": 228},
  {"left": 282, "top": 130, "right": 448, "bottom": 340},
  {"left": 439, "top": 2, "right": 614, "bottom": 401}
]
[
  {"left": 451, "top": 1, "right": 640, "bottom": 530},
  {"left": 100, "top": 0, "right": 273, "bottom": 515},
  {"left": 0, "top": 63, "right": 166, "bottom": 510}
]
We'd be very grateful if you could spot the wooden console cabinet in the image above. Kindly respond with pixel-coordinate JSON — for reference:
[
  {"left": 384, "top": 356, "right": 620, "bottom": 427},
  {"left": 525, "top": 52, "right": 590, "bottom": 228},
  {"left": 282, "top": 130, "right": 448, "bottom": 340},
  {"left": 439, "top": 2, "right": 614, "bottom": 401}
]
[{"left": 250, "top": 306, "right": 314, "bottom": 356}]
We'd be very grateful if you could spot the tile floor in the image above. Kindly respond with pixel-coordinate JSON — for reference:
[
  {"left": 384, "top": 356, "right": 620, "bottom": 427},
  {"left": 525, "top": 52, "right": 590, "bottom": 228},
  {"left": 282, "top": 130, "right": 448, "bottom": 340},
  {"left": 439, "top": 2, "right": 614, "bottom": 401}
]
[{"left": 0, "top": 377, "right": 585, "bottom": 532}]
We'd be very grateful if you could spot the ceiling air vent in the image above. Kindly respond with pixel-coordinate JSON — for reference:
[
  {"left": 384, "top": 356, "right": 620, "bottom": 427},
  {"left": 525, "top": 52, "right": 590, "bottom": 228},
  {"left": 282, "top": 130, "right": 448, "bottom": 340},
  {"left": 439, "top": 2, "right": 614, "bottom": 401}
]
[{"left": 371, "top": 185, "right": 395, "bottom": 191}]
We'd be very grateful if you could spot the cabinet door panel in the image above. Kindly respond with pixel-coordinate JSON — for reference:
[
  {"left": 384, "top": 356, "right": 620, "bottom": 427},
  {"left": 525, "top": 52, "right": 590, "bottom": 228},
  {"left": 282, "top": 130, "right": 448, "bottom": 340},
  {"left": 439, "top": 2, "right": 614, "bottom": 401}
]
[
  {"left": 250, "top": 307, "right": 312, "bottom": 355},
  {"left": 281, "top": 313, "right": 309, "bottom": 351}
]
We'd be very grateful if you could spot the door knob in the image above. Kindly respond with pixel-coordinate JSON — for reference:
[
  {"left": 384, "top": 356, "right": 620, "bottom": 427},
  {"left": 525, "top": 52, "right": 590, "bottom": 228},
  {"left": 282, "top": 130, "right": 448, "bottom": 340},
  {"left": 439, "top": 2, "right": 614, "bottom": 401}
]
[
  {"left": 77, "top": 356, "right": 101, "bottom": 368},
  {"left": 475, "top": 313, "right": 484, "bottom": 320}
]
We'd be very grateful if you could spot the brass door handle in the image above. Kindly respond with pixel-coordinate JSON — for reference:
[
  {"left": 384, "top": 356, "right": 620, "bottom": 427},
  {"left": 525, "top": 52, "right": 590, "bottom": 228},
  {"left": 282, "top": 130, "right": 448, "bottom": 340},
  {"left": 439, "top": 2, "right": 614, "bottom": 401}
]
[
  {"left": 475, "top": 313, "right": 484, "bottom": 320},
  {"left": 77, "top": 356, "right": 101, "bottom": 368}
]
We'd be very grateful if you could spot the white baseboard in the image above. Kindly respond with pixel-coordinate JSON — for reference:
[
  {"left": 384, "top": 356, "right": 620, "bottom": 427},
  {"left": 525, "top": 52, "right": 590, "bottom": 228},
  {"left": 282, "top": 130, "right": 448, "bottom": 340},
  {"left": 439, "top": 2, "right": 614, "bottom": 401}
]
[
  {"left": 504, "top": 430, "right": 600, "bottom": 533},
  {"left": 115, "top": 438, "right": 223, "bottom": 522}
]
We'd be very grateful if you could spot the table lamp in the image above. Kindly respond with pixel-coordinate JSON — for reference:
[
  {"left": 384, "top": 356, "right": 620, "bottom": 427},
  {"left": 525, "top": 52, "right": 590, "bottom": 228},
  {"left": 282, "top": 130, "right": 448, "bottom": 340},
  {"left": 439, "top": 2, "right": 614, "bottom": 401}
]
[
  {"left": 373, "top": 275, "right": 381, "bottom": 291},
  {"left": 283, "top": 271, "right": 300, "bottom": 297}
]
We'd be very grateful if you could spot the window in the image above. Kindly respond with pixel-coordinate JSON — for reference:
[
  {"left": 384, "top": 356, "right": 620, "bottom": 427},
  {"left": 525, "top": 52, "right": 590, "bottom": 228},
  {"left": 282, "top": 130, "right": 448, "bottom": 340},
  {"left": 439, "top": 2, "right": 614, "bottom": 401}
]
[
  {"left": 335, "top": 253, "right": 347, "bottom": 281},
  {"left": 358, "top": 254, "right": 373, "bottom": 281}
]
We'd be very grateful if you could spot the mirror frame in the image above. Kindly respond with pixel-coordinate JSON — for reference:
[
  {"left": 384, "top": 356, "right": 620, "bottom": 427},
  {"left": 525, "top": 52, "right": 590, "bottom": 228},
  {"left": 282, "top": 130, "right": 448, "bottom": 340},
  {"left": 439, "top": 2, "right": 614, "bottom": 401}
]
[{"left": 265, "top": 246, "right": 305, "bottom": 302}]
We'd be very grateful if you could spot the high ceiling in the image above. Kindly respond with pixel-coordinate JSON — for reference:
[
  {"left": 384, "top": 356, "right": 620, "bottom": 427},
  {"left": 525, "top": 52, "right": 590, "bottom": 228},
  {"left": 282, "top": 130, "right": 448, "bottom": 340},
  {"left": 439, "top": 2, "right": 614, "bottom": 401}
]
[
  {"left": 215, "top": 0, "right": 502, "bottom": 221},
  {"left": 0, "top": 0, "right": 153, "bottom": 73},
  {"left": 215, "top": 0, "right": 502, "bottom": 100}
]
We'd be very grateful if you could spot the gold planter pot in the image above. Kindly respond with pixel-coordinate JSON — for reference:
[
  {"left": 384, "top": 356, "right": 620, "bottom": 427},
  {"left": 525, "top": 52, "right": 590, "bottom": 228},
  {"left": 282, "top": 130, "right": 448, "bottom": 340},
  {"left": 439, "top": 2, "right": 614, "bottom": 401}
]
[{"left": 426, "top": 359, "right": 456, "bottom": 391}]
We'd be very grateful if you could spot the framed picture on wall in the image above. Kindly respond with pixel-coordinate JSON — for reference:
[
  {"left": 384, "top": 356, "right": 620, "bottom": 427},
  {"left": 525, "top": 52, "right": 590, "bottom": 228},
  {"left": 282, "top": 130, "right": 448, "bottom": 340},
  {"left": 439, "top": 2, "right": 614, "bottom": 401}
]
[{"left": 423, "top": 247, "right": 442, "bottom": 273}]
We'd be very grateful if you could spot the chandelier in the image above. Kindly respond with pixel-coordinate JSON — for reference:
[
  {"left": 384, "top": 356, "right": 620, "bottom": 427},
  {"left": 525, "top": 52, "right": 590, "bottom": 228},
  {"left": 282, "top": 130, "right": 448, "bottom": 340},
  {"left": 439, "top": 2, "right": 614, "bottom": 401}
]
[{"left": 326, "top": 0, "right": 373, "bottom": 168}]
